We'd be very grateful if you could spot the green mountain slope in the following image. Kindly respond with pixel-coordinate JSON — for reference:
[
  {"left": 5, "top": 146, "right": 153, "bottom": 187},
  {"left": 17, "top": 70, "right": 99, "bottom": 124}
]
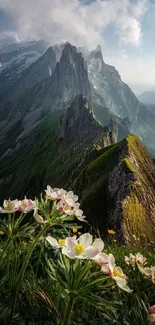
[
  {"left": 73, "top": 135, "right": 155, "bottom": 245},
  {"left": 0, "top": 96, "right": 155, "bottom": 246},
  {"left": 0, "top": 95, "right": 116, "bottom": 200}
]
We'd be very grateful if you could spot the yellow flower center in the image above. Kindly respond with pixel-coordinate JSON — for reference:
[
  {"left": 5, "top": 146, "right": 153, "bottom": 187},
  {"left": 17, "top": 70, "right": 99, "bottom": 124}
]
[
  {"left": 75, "top": 244, "right": 85, "bottom": 254},
  {"left": 113, "top": 267, "right": 123, "bottom": 278},
  {"left": 6, "top": 205, "right": 13, "bottom": 211},
  {"left": 73, "top": 228, "right": 78, "bottom": 233},
  {"left": 58, "top": 239, "right": 66, "bottom": 246}
]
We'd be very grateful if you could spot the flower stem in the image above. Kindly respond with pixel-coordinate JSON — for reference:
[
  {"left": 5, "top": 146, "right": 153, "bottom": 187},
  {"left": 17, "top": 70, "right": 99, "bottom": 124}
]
[
  {"left": 0, "top": 238, "right": 12, "bottom": 265},
  {"left": 9, "top": 223, "right": 50, "bottom": 324},
  {"left": 63, "top": 298, "right": 74, "bottom": 325}
]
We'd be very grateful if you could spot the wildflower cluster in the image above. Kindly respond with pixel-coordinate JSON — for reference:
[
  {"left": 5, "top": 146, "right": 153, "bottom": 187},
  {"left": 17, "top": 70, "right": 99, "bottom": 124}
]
[
  {"left": 0, "top": 197, "right": 36, "bottom": 214},
  {"left": 125, "top": 252, "right": 155, "bottom": 286},
  {"left": 1, "top": 185, "right": 154, "bottom": 325},
  {"left": 0, "top": 186, "right": 86, "bottom": 226},
  {"left": 46, "top": 232, "right": 132, "bottom": 292}
]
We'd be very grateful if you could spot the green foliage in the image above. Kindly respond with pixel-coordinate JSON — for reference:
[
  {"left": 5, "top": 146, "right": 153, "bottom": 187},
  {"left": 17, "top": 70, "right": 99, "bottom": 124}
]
[
  {"left": 0, "top": 194, "right": 155, "bottom": 325},
  {"left": 0, "top": 110, "right": 62, "bottom": 200}
]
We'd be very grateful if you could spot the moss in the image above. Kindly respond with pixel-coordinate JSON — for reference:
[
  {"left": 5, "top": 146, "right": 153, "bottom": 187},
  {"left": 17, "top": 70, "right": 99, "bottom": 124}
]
[
  {"left": 123, "top": 157, "right": 136, "bottom": 173},
  {"left": 122, "top": 192, "right": 155, "bottom": 244}
]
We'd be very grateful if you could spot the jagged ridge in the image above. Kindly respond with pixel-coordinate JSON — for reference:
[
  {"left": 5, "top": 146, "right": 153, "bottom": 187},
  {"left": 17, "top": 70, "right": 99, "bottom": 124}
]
[{"left": 73, "top": 134, "right": 155, "bottom": 246}]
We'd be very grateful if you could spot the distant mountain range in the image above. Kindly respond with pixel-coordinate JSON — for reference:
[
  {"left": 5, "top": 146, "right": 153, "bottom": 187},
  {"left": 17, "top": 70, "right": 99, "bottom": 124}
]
[
  {"left": 0, "top": 40, "right": 155, "bottom": 244},
  {"left": 138, "top": 91, "right": 155, "bottom": 114},
  {"left": 0, "top": 41, "right": 155, "bottom": 155}
]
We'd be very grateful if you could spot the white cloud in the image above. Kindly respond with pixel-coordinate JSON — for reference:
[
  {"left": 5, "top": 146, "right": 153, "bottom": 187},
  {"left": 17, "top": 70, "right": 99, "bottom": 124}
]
[
  {"left": 119, "top": 17, "right": 142, "bottom": 45},
  {"left": 130, "top": 0, "right": 148, "bottom": 18},
  {"left": 0, "top": 0, "right": 149, "bottom": 49}
]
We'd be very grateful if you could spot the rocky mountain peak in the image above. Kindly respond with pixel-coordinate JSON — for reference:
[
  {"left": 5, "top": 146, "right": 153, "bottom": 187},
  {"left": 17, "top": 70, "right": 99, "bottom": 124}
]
[
  {"left": 57, "top": 94, "right": 117, "bottom": 148},
  {"left": 90, "top": 44, "right": 104, "bottom": 63},
  {"left": 48, "top": 44, "right": 91, "bottom": 107}
]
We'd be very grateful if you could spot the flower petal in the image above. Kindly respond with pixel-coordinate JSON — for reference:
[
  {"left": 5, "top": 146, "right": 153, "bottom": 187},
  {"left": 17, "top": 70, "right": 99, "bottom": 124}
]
[
  {"left": 46, "top": 236, "right": 59, "bottom": 248},
  {"left": 94, "top": 252, "right": 109, "bottom": 263},
  {"left": 109, "top": 254, "right": 115, "bottom": 268},
  {"left": 79, "top": 233, "right": 92, "bottom": 247},
  {"left": 76, "top": 215, "right": 87, "bottom": 222},
  {"left": 101, "top": 264, "right": 109, "bottom": 273},
  {"left": 75, "top": 209, "right": 83, "bottom": 217},
  {"left": 115, "top": 277, "right": 132, "bottom": 293},
  {"left": 66, "top": 237, "right": 77, "bottom": 250},
  {"left": 85, "top": 246, "right": 99, "bottom": 258},
  {"left": 62, "top": 247, "right": 76, "bottom": 259},
  {"left": 92, "top": 238, "right": 104, "bottom": 251}
]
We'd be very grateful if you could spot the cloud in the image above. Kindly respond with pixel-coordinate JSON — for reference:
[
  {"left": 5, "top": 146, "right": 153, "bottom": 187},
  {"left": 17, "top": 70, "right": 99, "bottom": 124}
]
[
  {"left": 0, "top": 0, "right": 149, "bottom": 49},
  {"left": 118, "top": 17, "right": 142, "bottom": 45}
]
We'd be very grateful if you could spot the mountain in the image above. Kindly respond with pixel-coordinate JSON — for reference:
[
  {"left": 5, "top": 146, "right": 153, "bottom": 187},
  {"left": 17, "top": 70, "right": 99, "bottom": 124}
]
[
  {"left": 0, "top": 41, "right": 155, "bottom": 245},
  {"left": 5, "top": 46, "right": 57, "bottom": 101},
  {"left": 0, "top": 43, "right": 93, "bottom": 145},
  {"left": 79, "top": 45, "right": 155, "bottom": 156},
  {"left": 0, "top": 95, "right": 117, "bottom": 200},
  {"left": 138, "top": 91, "right": 155, "bottom": 105},
  {"left": 80, "top": 45, "right": 142, "bottom": 119},
  {"left": 0, "top": 41, "right": 155, "bottom": 160},
  {"left": 1, "top": 101, "right": 155, "bottom": 245},
  {"left": 73, "top": 134, "right": 155, "bottom": 245},
  {"left": 138, "top": 91, "right": 155, "bottom": 114},
  {"left": 0, "top": 40, "right": 47, "bottom": 97}
]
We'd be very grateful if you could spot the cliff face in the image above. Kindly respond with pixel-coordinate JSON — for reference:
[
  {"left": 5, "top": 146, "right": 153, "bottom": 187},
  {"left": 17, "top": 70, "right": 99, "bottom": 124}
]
[
  {"left": 73, "top": 135, "right": 155, "bottom": 246},
  {"left": 0, "top": 95, "right": 117, "bottom": 200}
]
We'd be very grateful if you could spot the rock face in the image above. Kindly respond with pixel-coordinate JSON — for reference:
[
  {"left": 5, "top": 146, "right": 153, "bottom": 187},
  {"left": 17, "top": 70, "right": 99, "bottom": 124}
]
[
  {"left": 0, "top": 40, "right": 47, "bottom": 97},
  {"left": 1, "top": 41, "right": 155, "bottom": 156},
  {"left": 57, "top": 95, "right": 103, "bottom": 140},
  {"left": 82, "top": 45, "right": 141, "bottom": 119},
  {"left": 73, "top": 134, "right": 155, "bottom": 246},
  {"left": 0, "top": 43, "right": 92, "bottom": 148},
  {"left": 0, "top": 95, "right": 117, "bottom": 200},
  {"left": 7, "top": 46, "right": 57, "bottom": 100},
  {"left": 79, "top": 45, "right": 155, "bottom": 156}
]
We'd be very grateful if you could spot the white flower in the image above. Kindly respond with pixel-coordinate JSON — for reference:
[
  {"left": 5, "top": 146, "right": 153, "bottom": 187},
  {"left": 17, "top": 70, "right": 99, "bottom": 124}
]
[
  {"left": 46, "top": 235, "right": 66, "bottom": 248},
  {"left": 125, "top": 253, "right": 147, "bottom": 268},
  {"left": 0, "top": 199, "right": 19, "bottom": 213},
  {"left": 138, "top": 265, "right": 152, "bottom": 278},
  {"left": 64, "top": 191, "right": 78, "bottom": 207},
  {"left": 56, "top": 200, "right": 75, "bottom": 215},
  {"left": 62, "top": 233, "right": 104, "bottom": 259},
  {"left": 94, "top": 252, "right": 110, "bottom": 264},
  {"left": 141, "top": 266, "right": 155, "bottom": 284},
  {"left": 98, "top": 253, "right": 132, "bottom": 293},
  {"left": 17, "top": 197, "right": 37, "bottom": 213},
  {"left": 74, "top": 208, "right": 86, "bottom": 222},
  {"left": 45, "top": 186, "right": 67, "bottom": 200},
  {"left": 44, "top": 186, "right": 86, "bottom": 222}
]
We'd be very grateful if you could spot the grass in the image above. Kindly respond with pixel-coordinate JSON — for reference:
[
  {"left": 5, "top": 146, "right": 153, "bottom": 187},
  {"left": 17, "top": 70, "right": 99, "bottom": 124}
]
[{"left": 0, "top": 110, "right": 62, "bottom": 200}]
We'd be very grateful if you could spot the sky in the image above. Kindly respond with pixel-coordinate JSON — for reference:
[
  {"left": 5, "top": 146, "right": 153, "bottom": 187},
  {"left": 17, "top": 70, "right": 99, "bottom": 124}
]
[{"left": 0, "top": 0, "right": 155, "bottom": 94}]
